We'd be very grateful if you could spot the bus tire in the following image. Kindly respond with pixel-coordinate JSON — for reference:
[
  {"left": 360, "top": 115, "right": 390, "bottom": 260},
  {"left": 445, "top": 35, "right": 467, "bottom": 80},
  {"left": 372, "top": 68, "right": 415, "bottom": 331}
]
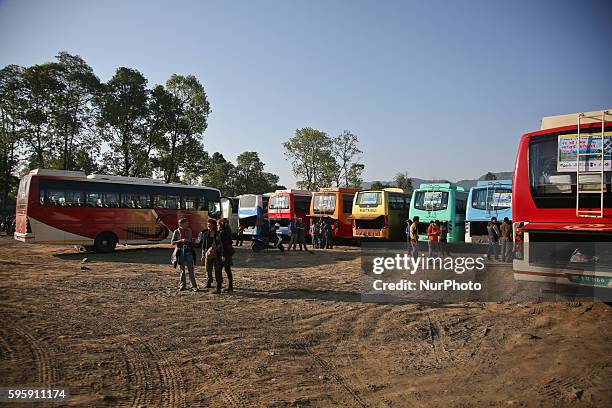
[{"left": 94, "top": 232, "right": 117, "bottom": 253}]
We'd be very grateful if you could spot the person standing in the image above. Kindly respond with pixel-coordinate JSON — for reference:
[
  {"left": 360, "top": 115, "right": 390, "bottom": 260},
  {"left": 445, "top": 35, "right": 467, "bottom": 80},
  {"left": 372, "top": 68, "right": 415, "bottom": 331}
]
[
  {"left": 323, "top": 221, "right": 333, "bottom": 249},
  {"left": 438, "top": 220, "right": 451, "bottom": 256},
  {"left": 426, "top": 220, "right": 440, "bottom": 257},
  {"left": 297, "top": 217, "right": 307, "bottom": 251},
  {"left": 405, "top": 219, "right": 412, "bottom": 251},
  {"left": 214, "top": 218, "right": 235, "bottom": 293},
  {"left": 310, "top": 221, "right": 319, "bottom": 249},
  {"left": 196, "top": 218, "right": 217, "bottom": 288},
  {"left": 171, "top": 218, "right": 198, "bottom": 292},
  {"left": 410, "top": 216, "right": 420, "bottom": 261},
  {"left": 235, "top": 222, "right": 245, "bottom": 246},
  {"left": 500, "top": 217, "right": 513, "bottom": 262},
  {"left": 288, "top": 215, "right": 298, "bottom": 251},
  {"left": 486, "top": 217, "right": 501, "bottom": 261}
]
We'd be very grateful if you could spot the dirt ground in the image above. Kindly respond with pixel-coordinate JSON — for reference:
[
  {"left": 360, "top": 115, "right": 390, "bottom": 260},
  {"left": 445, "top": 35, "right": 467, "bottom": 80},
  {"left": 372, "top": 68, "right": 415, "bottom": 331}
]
[{"left": 0, "top": 236, "right": 610, "bottom": 407}]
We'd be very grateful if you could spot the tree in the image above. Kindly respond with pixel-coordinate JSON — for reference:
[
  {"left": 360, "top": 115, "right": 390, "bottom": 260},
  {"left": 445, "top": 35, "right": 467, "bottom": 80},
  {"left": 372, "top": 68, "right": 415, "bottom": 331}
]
[
  {"left": 232, "top": 151, "right": 282, "bottom": 194},
  {"left": 332, "top": 130, "right": 363, "bottom": 187},
  {"left": 370, "top": 181, "right": 391, "bottom": 190},
  {"left": 20, "top": 63, "right": 62, "bottom": 169},
  {"left": 394, "top": 171, "right": 413, "bottom": 192},
  {"left": 0, "top": 65, "right": 24, "bottom": 211},
  {"left": 97, "top": 67, "right": 149, "bottom": 177},
  {"left": 346, "top": 163, "right": 364, "bottom": 189},
  {"left": 483, "top": 172, "right": 497, "bottom": 181},
  {"left": 159, "top": 74, "right": 211, "bottom": 183},
  {"left": 51, "top": 52, "right": 101, "bottom": 171},
  {"left": 283, "top": 128, "right": 336, "bottom": 190},
  {"left": 201, "top": 152, "right": 235, "bottom": 195}
]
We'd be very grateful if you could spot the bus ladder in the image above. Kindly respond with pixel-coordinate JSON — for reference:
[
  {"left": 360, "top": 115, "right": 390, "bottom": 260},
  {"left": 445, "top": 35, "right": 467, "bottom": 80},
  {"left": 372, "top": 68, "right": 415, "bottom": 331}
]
[
  {"left": 576, "top": 110, "right": 609, "bottom": 218},
  {"left": 485, "top": 182, "right": 499, "bottom": 219}
]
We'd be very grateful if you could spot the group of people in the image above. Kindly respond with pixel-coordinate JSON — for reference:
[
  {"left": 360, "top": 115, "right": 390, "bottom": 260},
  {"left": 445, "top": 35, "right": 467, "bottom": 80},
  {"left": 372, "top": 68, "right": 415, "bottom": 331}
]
[
  {"left": 485, "top": 216, "right": 513, "bottom": 262},
  {"left": 310, "top": 219, "right": 337, "bottom": 249},
  {"left": 406, "top": 215, "right": 514, "bottom": 262},
  {"left": 407, "top": 216, "right": 451, "bottom": 259},
  {"left": 171, "top": 217, "right": 234, "bottom": 293}
]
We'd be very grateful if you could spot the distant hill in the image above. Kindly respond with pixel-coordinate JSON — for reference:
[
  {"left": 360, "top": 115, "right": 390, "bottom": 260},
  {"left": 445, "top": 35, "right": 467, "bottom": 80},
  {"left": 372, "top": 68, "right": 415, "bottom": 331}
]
[{"left": 362, "top": 171, "right": 513, "bottom": 191}]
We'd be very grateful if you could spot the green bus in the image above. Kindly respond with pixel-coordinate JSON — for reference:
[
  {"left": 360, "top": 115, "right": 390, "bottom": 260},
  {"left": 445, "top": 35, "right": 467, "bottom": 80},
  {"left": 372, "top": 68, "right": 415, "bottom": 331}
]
[{"left": 409, "top": 183, "right": 467, "bottom": 242}]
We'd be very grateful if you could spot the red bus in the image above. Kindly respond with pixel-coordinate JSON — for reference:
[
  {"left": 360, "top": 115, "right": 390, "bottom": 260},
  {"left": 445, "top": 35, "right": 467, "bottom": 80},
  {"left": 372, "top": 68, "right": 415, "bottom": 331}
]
[
  {"left": 14, "top": 169, "right": 222, "bottom": 252},
  {"left": 512, "top": 109, "right": 612, "bottom": 289},
  {"left": 267, "top": 189, "right": 312, "bottom": 237},
  {"left": 309, "top": 187, "right": 359, "bottom": 239}
]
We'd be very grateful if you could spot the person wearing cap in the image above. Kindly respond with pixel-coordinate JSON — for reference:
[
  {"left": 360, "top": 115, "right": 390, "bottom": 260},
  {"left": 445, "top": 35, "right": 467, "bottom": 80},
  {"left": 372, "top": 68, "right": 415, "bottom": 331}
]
[{"left": 171, "top": 218, "right": 198, "bottom": 291}]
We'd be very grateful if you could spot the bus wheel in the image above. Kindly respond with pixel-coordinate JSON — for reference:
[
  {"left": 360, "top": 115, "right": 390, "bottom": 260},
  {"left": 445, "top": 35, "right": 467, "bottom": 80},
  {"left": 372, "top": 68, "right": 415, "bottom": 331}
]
[{"left": 94, "top": 232, "right": 117, "bottom": 253}]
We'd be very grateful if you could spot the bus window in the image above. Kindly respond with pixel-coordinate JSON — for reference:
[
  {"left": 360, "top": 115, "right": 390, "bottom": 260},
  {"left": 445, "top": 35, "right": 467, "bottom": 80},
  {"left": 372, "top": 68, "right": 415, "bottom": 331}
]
[
  {"left": 87, "top": 192, "right": 119, "bottom": 208},
  {"left": 121, "top": 193, "right": 151, "bottom": 209},
  {"left": 388, "top": 193, "right": 406, "bottom": 210},
  {"left": 270, "top": 195, "right": 289, "bottom": 210},
  {"left": 414, "top": 191, "right": 449, "bottom": 211},
  {"left": 154, "top": 195, "right": 179, "bottom": 209},
  {"left": 356, "top": 191, "right": 381, "bottom": 206},
  {"left": 47, "top": 190, "right": 84, "bottom": 207},
  {"left": 313, "top": 194, "right": 336, "bottom": 214},
  {"left": 182, "top": 196, "right": 197, "bottom": 210},
  {"left": 295, "top": 196, "right": 311, "bottom": 213},
  {"left": 342, "top": 194, "right": 354, "bottom": 214},
  {"left": 455, "top": 198, "right": 466, "bottom": 214}
]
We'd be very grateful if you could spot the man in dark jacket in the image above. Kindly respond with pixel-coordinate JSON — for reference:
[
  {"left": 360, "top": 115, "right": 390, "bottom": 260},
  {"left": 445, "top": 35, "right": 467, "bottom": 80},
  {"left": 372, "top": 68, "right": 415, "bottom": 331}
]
[{"left": 213, "top": 218, "right": 234, "bottom": 293}]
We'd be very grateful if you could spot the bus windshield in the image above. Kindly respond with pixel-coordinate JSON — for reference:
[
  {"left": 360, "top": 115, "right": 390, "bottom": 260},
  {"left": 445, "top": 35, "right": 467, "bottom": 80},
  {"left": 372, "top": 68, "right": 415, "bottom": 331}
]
[
  {"left": 356, "top": 192, "right": 381, "bottom": 206},
  {"left": 269, "top": 195, "right": 289, "bottom": 210},
  {"left": 414, "top": 191, "right": 449, "bottom": 211},
  {"left": 471, "top": 188, "right": 512, "bottom": 210},
  {"left": 313, "top": 194, "right": 336, "bottom": 214},
  {"left": 239, "top": 195, "right": 257, "bottom": 208}
]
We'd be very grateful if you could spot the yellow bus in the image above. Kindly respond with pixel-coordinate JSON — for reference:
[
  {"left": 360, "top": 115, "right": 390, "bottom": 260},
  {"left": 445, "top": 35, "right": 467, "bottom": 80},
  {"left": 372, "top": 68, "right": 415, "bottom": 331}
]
[{"left": 351, "top": 188, "right": 410, "bottom": 240}]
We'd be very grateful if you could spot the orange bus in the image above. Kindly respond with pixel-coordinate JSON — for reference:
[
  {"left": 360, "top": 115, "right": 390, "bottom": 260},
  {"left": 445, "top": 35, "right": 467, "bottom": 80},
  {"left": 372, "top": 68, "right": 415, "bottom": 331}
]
[{"left": 309, "top": 187, "right": 359, "bottom": 238}]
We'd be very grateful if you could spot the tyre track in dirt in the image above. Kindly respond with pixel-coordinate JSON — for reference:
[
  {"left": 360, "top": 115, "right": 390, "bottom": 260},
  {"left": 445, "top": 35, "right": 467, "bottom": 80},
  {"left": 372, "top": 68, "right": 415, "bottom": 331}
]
[{"left": 11, "top": 326, "right": 60, "bottom": 387}]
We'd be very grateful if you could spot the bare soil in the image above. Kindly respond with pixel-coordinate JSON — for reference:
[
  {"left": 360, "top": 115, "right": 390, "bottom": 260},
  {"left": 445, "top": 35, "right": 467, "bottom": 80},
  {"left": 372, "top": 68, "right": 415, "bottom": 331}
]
[{"left": 0, "top": 237, "right": 610, "bottom": 407}]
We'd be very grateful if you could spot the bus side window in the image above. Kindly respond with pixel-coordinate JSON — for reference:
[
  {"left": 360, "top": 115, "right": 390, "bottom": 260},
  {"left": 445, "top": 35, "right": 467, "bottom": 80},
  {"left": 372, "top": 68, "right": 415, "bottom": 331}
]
[
  {"left": 295, "top": 197, "right": 310, "bottom": 213},
  {"left": 342, "top": 195, "right": 353, "bottom": 214},
  {"left": 197, "top": 197, "right": 208, "bottom": 211},
  {"left": 182, "top": 196, "right": 197, "bottom": 210}
]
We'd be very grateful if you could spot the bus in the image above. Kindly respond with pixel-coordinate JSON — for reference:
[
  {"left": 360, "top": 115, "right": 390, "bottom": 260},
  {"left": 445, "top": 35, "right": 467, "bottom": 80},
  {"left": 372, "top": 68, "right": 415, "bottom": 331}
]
[
  {"left": 14, "top": 169, "right": 222, "bottom": 252},
  {"left": 310, "top": 187, "right": 359, "bottom": 239},
  {"left": 512, "top": 109, "right": 612, "bottom": 290},
  {"left": 465, "top": 180, "right": 512, "bottom": 243},
  {"left": 267, "top": 189, "right": 312, "bottom": 237},
  {"left": 351, "top": 188, "right": 410, "bottom": 240},
  {"left": 237, "top": 193, "right": 270, "bottom": 236},
  {"left": 409, "top": 183, "right": 467, "bottom": 242},
  {"left": 221, "top": 196, "right": 239, "bottom": 234}
]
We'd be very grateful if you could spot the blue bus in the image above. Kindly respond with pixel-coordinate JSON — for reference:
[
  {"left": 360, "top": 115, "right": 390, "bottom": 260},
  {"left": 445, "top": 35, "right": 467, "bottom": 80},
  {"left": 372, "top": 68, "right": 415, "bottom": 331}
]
[
  {"left": 238, "top": 193, "right": 271, "bottom": 236},
  {"left": 465, "top": 180, "right": 512, "bottom": 243}
]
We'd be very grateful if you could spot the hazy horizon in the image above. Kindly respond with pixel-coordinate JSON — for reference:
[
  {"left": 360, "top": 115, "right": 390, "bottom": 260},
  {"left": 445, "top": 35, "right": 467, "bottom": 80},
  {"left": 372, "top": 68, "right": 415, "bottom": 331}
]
[{"left": 1, "top": 0, "right": 611, "bottom": 187}]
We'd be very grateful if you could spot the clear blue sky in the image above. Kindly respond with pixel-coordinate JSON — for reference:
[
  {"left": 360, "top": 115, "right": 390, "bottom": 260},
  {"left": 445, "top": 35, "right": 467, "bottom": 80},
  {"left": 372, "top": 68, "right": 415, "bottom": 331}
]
[{"left": 1, "top": 0, "right": 611, "bottom": 187}]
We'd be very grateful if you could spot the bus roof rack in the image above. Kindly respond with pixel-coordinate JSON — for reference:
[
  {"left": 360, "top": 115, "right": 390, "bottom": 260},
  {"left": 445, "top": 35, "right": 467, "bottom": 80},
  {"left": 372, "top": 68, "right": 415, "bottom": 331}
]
[
  {"left": 28, "top": 169, "right": 87, "bottom": 178},
  {"left": 476, "top": 180, "right": 512, "bottom": 187},
  {"left": 540, "top": 108, "right": 611, "bottom": 130}
]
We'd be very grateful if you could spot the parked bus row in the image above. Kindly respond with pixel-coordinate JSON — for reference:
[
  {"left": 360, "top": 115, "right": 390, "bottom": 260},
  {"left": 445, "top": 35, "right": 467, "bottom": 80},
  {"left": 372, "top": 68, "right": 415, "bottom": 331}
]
[{"left": 12, "top": 109, "right": 611, "bottom": 291}]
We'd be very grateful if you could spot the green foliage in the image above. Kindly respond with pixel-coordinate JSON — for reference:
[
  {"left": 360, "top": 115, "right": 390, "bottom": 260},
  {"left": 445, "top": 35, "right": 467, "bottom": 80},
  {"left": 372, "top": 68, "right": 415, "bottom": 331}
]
[
  {"left": 394, "top": 171, "right": 413, "bottom": 192},
  {"left": 370, "top": 181, "right": 391, "bottom": 190},
  {"left": 283, "top": 128, "right": 364, "bottom": 191},
  {"left": 483, "top": 172, "right": 497, "bottom": 181}
]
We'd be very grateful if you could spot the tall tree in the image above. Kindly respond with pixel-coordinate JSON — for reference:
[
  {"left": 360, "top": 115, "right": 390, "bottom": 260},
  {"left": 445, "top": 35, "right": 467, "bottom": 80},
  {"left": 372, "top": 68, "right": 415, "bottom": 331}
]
[
  {"left": 201, "top": 152, "right": 235, "bottom": 195},
  {"left": 20, "top": 63, "right": 62, "bottom": 169},
  {"left": 159, "top": 74, "right": 211, "bottom": 183},
  {"left": 283, "top": 127, "right": 336, "bottom": 190},
  {"left": 394, "top": 171, "right": 413, "bottom": 192},
  {"left": 332, "top": 130, "right": 363, "bottom": 187},
  {"left": 97, "top": 67, "right": 148, "bottom": 176},
  {"left": 51, "top": 52, "right": 101, "bottom": 170},
  {"left": 0, "top": 65, "right": 24, "bottom": 211},
  {"left": 232, "top": 151, "right": 281, "bottom": 194},
  {"left": 346, "top": 163, "right": 364, "bottom": 189}
]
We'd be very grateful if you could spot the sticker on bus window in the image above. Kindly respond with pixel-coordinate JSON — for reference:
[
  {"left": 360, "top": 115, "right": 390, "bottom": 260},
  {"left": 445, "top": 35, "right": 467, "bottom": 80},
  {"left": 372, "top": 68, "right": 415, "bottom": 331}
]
[
  {"left": 423, "top": 191, "right": 443, "bottom": 206},
  {"left": 557, "top": 133, "right": 612, "bottom": 172},
  {"left": 491, "top": 192, "right": 511, "bottom": 207}
]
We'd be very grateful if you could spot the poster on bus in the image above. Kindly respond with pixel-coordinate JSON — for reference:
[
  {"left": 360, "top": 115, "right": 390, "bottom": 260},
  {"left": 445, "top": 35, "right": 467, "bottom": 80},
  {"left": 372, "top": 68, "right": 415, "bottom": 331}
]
[
  {"left": 557, "top": 133, "right": 612, "bottom": 172},
  {"left": 423, "top": 191, "right": 443, "bottom": 207},
  {"left": 491, "top": 191, "right": 511, "bottom": 207}
]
